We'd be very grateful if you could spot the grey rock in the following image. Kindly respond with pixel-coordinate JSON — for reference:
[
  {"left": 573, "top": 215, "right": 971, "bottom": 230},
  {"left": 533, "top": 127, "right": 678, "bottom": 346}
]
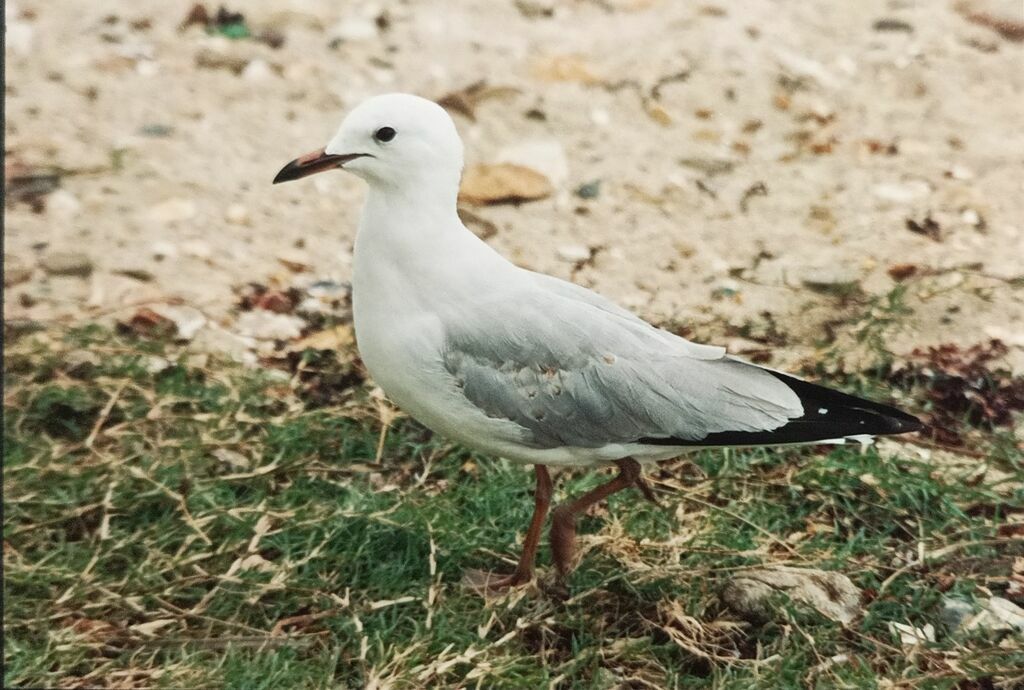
[
  {"left": 940, "top": 596, "right": 975, "bottom": 630},
  {"left": 720, "top": 566, "right": 861, "bottom": 624},
  {"left": 40, "top": 251, "right": 93, "bottom": 278}
]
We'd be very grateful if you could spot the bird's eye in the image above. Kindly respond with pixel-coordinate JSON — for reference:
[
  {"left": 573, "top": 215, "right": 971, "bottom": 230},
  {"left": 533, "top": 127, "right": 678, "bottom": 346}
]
[{"left": 373, "top": 126, "right": 396, "bottom": 143}]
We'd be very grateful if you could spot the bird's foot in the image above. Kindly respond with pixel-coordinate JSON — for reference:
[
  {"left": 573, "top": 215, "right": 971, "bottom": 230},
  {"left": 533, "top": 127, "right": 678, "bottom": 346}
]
[
  {"left": 462, "top": 567, "right": 533, "bottom": 596},
  {"left": 635, "top": 475, "right": 661, "bottom": 506}
]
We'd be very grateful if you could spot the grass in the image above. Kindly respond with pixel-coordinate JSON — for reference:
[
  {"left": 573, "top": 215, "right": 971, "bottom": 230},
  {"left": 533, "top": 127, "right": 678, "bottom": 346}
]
[{"left": 4, "top": 325, "right": 1023, "bottom": 689}]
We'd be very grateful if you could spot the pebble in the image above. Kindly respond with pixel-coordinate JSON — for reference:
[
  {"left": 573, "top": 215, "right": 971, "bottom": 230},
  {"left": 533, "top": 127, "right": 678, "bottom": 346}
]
[
  {"left": 225, "top": 203, "right": 251, "bottom": 225},
  {"left": 189, "top": 325, "right": 257, "bottom": 363},
  {"left": 679, "top": 157, "right": 737, "bottom": 176},
  {"left": 242, "top": 58, "right": 275, "bottom": 81},
  {"left": 576, "top": 180, "right": 601, "bottom": 199},
  {"left": 589, "top": 108, "right": 611, "bottom": 126},
  {"left": 497, "top": 139, "right": 569, "bottom": 187},
  {"left": 961, "top": 208, "right": 983, "bottom": 227},
  {"left": 63, "top": 349, "right": 101, "bottom": 377},
  {"left": 46, "top": 189, "right": 82, "bottom": 220},
  {"left": 40, "top": 251, "right": 93, "bottom": 278},
  {"left": 235, "top": 310, "right": 305, "bottom": 341},
  {"left": 149, "top": 198, "right": 197, "bottom": 224},
  {"left": 556, "top": 244, "right": 592, "bottom": 263},
  {"left": 946, "top": 164, "right": 974, "bottom": 180},
  {"left": 6, "top": 20, "right": 34, "bottom": 56},
  {"left": 797, "top": 265, "right": 861, "bottom": 294},
  {"left": 940, "top": 596, "right": 975, "bottom": 630},
  {"left": 4, "top": 255, "right": 33, "bottom": 287},
  {"left": 330, "top": 17, "right": 379, "bottom": 43},
  {"left": 871, "top": 180, "right": 931, "bottom": 203},
  {"left": 964, "top": 597, "right": 1024, "bottom": 634}
]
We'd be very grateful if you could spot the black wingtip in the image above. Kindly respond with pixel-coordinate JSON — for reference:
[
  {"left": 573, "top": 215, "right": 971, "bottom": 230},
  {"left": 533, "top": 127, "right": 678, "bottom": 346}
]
[{"left": 637, "top": 371, "right": 922, "bottom": 448}]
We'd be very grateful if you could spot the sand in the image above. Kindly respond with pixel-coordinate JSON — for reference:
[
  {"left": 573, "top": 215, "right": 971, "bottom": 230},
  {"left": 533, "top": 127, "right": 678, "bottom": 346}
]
[{"left": 5, "top": 0, "right": 1023, "bottom": 372}]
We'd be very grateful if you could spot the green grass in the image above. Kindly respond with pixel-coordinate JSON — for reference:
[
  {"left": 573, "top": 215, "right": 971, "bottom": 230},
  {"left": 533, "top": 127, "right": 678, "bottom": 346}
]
[{"left": 4, "top": 327, "right": 1023, "bottom": 689}]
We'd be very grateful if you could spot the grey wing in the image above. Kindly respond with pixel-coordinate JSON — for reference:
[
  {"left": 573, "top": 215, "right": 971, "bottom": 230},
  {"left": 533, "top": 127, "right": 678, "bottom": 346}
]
[{"left": 441, "top": 280, "right": 802, "bottom": 449}]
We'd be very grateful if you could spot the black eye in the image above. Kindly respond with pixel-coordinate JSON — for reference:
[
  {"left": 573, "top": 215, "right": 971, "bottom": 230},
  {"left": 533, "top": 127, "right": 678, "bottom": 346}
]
[{"left": 373, "top": 126, "right": 396, "bottom": 143}]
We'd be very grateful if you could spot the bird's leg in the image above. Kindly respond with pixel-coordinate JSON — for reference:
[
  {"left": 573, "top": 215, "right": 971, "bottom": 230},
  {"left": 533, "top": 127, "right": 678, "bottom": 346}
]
[
  {"left": 549, "top": 458, "right": 652, "bottom": 577},
  {"left": 464, "top": 464, "right": 553, "bottom": 593}
]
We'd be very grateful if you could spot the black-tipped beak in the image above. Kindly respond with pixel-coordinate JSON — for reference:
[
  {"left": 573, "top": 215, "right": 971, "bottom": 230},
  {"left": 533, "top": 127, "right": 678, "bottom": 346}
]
[{"left": 273, "top": 149, "right": 367, "bottom": 184}]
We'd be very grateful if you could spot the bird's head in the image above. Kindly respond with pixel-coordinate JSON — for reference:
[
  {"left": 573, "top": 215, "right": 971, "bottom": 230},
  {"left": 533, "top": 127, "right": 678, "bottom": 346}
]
[{"left": 273, "top": 93, "right": 464, "bottom": 192}]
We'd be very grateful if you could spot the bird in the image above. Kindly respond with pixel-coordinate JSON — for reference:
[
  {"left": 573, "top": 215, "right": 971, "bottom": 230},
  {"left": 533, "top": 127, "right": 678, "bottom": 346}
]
[{"left": 273, "top": 93, "right": 921, "bottom": 591}]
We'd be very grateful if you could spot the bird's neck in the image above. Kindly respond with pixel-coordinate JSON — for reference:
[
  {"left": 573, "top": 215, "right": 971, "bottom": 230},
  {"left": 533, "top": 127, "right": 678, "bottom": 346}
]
[{"left": 354, "top": 182, "right": 506, "bottom": 296}]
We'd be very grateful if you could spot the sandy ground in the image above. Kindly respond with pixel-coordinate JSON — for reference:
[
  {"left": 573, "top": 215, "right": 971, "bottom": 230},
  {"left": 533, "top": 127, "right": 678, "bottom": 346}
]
[{"left": 5, "top": 0, "right": 1024, "bottom": 373}]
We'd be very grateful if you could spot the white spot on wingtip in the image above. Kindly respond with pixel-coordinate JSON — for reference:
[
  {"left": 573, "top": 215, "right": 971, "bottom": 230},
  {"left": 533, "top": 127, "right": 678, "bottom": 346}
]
[{"left": 818, "top": 407, "right": 828, "bottom": 414}]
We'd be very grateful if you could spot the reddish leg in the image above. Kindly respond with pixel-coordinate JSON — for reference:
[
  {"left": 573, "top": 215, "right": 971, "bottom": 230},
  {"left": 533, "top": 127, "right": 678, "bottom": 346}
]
[
  {"left": 549, "top": 458, "right": 652, "bottom": 577},
  {"left": 465, "top": 464, "right": 553, "bottom": 593}
]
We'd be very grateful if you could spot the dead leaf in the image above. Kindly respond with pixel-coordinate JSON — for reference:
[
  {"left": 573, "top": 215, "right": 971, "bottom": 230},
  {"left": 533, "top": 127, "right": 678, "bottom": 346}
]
[
  {"left": 888, "top": 263, "right": 919, "bottom": 281},
  {"left": 531, "top": 54, "right": 602, "bottom": 84},
  {"left": 130, "top": 618, "right": 177, "bottom": 637},
  {"left": 119, "top": 307, "right": 176, "bottom": 339},
  {"left": 889, "top": 621, "right": 936, "bottom": 646},
  {"left": 437, "top": 81, "right": 520, "bottom": 121},
  {"left": 644, "top": 101, "right": 673, "bottom": 126},
  {"left": 955, "top": 1, "right": 1024, "bottom": 41},
  {"left": 63, "top": 617, "right": 119, "bottom": 641},
  {"left": 459, "top": 163, "right": 552, "bottom": 205},
  {"left": 289, "top": 324, "right": 355, "bottom": 352}
]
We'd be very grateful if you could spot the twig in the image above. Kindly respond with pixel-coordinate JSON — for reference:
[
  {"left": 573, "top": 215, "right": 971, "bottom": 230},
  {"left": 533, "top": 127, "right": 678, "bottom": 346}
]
[{"left": 85, "top": 381, "right": 127, "bottom": 449}]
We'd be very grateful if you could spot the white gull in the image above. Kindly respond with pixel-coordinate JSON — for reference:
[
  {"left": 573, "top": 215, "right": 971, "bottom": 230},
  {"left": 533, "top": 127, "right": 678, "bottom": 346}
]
[{"left": 274, "top": 93, "right": 921, "bottom": 589}]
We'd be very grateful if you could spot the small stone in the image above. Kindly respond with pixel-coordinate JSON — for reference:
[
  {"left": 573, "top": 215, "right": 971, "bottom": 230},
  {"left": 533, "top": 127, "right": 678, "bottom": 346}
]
[
  {"left": 576, "top": 180, "right": 601, "bottom": 199},
  {"left": 946, "top": 164, "right": 974, "bottom": 180},
  {"left": 195, "top": 47, "right": 249, "bottom": 74},
  {"left": 225, "top": 203, "right": 250, "bottom": 225},
  {"left": 556, "top": 244, "right": 592, "bottom": 263},
  {"left": 873, "top": 18, "right": 914, "bottom": 32},
  {"left": 213, "top": 448, "right": 250, "bottom": 470},
  {"left": 149, "top": 198, "right": 197, "bottom": 224},
  {"left": 496, "top": 139, "right": 569, "bottom": 187},
  {"left": 138, "top": 123, "right": 174, "bottom": 138},
  {"left": 40, "top": 251, "right": 93, "bottom": 278},
  {"left": 940, "top": 596, "right": 975, "bottom": 630},
  {"left": 798, "top": 266, "right": 861, "bottom": 295},
  {"left": 46, "top": 190, "right": 82, "bottom": 220},
  {"left": 113, "top": 268, "right": 155, "bottom": 282},
  {"left": 961, "top": 208, "right": 983, "bottom": 227},
  {"left": 872, "top": 180, "right": 931, "bottom": 203},
  {"left": 721, "top": 566, "right": 861, "bottom": 624},
  {"left": 235, "top": 310, "right": 305, "bottom": 340},
  {"left": 589, "top": 108, "right": 611, "bottom": 126},
  {"left": 4, "top": 256, "right": 33, "bottom": 287},
  {"left": 514, "top": 0, "right": 555, "bottom": 18},
  {"left": 6, "top": 21, "right": 34, "bottom": 56},
  {"left": 679, "top": 157, "right": 737, "bottom": 176},
  {"left": 241, "top": 58, "right": 274, "bottom": 81},
  {"left": 329, "top": 17, "right": 378, "bottom": 42},
  {"left": 143, "top": 356, "right": 172, "bottom": 374},
  {"left": 63, "top": 349, "right": 102, "bottom": 377},
  {"left": 888, "top": 622, "right": 935, "bottom": 646},
  {"left": 964, "top": 597, "right": 1024, "bottom": 633},
  {"left": 189, "top": 325, "right": 256, "bottom": 362}
]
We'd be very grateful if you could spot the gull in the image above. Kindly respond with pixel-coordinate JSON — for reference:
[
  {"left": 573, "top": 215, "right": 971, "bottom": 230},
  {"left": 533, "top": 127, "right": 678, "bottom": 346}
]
[{"left": 274, "top": 93, "right": 921, "bottom": 590}]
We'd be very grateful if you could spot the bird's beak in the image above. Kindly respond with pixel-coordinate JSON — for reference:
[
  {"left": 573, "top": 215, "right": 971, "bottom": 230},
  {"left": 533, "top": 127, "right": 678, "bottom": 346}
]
[{"left": 273, "top": 149, "right": 367, "bottom": 184}]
